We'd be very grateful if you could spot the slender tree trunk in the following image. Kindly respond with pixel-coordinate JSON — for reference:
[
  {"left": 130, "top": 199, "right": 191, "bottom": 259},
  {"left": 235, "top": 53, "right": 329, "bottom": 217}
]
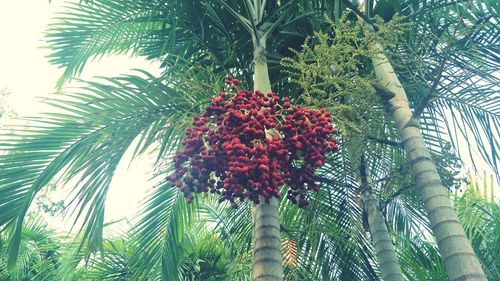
[
  {"left": 351, "top": 151, "right": 405, "bottom": 281},
  {"left": 251, "top": 34, "right": 284, "bottom": 281},
  {"left": 368, "top": 40, "right": 487, "bottom": 281},
  {"left": 362, "top": 191, "right": 404, "bottom": 281}
]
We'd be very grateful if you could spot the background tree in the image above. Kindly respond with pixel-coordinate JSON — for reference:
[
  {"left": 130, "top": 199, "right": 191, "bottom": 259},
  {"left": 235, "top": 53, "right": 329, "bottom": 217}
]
[
  {"left": 0, "top": 88, "right": 16, "bottom": 124},
  {"left": 282, "top": 0, "right": 498, "bottom": 279},
  {"left": 0, "top": 215, "right": 62, "bottom": 281},
  {"left": 362, "top": 1, "right": 496, "bottom": 279}
]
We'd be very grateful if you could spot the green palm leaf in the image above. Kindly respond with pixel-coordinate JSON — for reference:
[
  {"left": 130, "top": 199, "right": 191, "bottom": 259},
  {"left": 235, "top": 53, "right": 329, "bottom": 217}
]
[
  {"left": 0, "top": 215, "right": 62, "bottom": 281},
  {"left": 46, "top": 0, "right": 167, "bottom": 87},
  {"left": 383, "top": 0, "right": 500, "bottom": 177},
  {"left": 0, "top": 70, "right": 204, "bottom": 268},
  {"left": 130, "top": 177, "right": 197, "bottom": 280}
]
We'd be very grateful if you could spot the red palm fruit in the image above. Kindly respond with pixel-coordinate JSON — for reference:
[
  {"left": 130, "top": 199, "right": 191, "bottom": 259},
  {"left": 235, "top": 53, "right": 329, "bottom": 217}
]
[{"left": 172, "top": 79, "right": 338, "bottom": 208}]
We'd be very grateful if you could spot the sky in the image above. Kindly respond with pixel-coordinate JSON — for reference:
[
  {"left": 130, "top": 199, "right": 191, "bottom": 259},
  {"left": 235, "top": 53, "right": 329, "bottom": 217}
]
[{"left": 0, "top": 1, "right": 162, "bottom": 232}]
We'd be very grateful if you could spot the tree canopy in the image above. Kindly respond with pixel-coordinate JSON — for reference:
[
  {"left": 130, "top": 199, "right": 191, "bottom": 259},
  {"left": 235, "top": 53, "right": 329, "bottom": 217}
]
[{"left": 0, "top": 0, "right": 498, "bottom": 280}]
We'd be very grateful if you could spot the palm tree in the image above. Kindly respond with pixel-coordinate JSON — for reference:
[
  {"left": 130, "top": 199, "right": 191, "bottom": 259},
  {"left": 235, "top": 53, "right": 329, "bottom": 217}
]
[
  {"left": 281, "top": 12, "right": 412, "bottom": 280},
  {"left": 369, "top": 38, "right": 487, "bottom": 281},
  {"left": 55, "top": 220, "right": 253, "bottom": 281},
  {"left": 0, "top": 215, "right": 61, "bottom": 281},
  {"left": 361, "top": 191, "right": 404, "bottom": 281},
  {"left": 358, "top": 1, "right": 496, "bottom": 279},
  {"left": 242, "top": 2, "right": 285, "bottom": 279},
  {"left": 0, "top": 0, "right": 497, "bottom": 280},
  {"left": 2, "top": 1, "right": 377, "bottom": 279},
  {"left": 285, "top": 1, "right": 497, "bottom": 280},
  {"left": 396, "top": 180, "right": 500, "bottom": 281}
]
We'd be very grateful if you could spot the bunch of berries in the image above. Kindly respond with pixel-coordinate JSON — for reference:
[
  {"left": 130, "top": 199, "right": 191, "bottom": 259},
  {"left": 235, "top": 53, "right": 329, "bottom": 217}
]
[{"left": 167, "top": 76, "right": 338, "bottom": 208}]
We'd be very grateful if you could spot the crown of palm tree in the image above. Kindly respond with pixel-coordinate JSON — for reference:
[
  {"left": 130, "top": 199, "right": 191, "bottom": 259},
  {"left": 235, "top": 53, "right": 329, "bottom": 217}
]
[{"left": 0, "top": 0, "right": 498, "bottom": 280}]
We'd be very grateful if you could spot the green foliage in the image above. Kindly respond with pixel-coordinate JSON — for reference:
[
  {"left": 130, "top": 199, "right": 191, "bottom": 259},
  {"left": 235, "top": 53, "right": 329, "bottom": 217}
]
[
  {"left": 454, "top": 187, "right": 500, "bottom": 280},
  {"left": 46, "top": 0, "right": 166, "bottom": 88},
  {"left": 0, "top": 215, "right": 61, "bottom": 281},
  {"left": 51, "top": 216, "right": 253, "bottom": 281},
  {"left": 281, "top": 13, "right": 407, "bottom": 142},
  {"left": 130, "top": 180, "right": 197, "bottom": 280},
  {"left": 396, "top": 236, "right": 448, "bottom": 281},
  {"left": 0, "top": 70, "right": 210, "bottom": 268},
  {"left": 178, "top": 224, "right": 252, "bottom": 281},
  {"left": 396, "top": 182, "right": 500, "bottom": 281},
  {"left": 44, "top": 0, "right": 337, "bottom": 90},
  {"left": 386, "top": 0, "right": 500, "bottom": 176},
  {"left": 280, "top": 8, "right": 476, "bottom": 221},
  {"left": 0, "top": 1, "right": 498, "bottom": 280}
]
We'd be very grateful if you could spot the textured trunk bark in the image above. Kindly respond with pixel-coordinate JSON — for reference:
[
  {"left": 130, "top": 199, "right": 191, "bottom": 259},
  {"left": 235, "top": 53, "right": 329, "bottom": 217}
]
[
  {"left": 362, "top": 191, "right": 404, "bottom": 281},
  {"left": 251, "top": 36, "right": 284, "bottom": 281},
  {"left": 369, "top": 41, "right": 487, "bottom": 281},
  {"left": 252, "top": 197, "right": 283, "bottom": 281}
]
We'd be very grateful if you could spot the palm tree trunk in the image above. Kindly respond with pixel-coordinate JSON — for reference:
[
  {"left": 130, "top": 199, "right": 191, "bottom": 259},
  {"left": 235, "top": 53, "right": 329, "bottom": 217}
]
[
  {"left": 352, "top": 152, "right": 404, "bottom": 281},
  {"left": 362, "top": 191, "right": 404, "bottom": 281},
  {"left": 368, "top": 40, "right": 487, "bottom": 281},
  {"left": 251, "top": 34, "right": 284, "bottom": 281}
]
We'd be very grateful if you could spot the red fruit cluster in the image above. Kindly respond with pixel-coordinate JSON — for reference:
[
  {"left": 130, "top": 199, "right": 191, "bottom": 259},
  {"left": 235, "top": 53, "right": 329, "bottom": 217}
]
[
  {"left": 280, "top": 107, "right": 338, "bottom": 207},
  {"left": 167, "top": 77, "right": 338, "bottom": 208}
]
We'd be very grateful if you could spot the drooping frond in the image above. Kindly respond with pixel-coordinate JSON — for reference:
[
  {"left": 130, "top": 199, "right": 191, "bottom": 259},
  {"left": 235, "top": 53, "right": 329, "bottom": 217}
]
[
  {"left": 46, "top": 0, "right": 169, "bottom": 87},
  {"left": 130, "top": 178, "right": 198, "bottom": 280},
  {"left": 0, "top": 70, "right": 207, "bottom": 268},
  {"left": 383, "top": 0, "right": 500, "bottom": 177}
]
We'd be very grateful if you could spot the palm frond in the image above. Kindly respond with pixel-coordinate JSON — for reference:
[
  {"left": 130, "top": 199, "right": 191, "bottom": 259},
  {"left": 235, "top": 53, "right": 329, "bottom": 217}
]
[
  {"left": 385, "top": 0, "right": 500, "bottom": 177},
  {"left": 130, "top": 177, "right": 199, "bottom": 280},
  {"left": 0, "top": 215, "right": 62, "bottom": 280},
  {"left": 454, "top": 186, "right": 500, "bottom": 280},
  {"left": 46, "top": 0, "right": 167, "bottom": 87},
  {"left": 0, "top": 70, "right": 203, "bottom": 267},
  {"left": 396, "top": 235, "right": 448, "bottom": 281},
  {"left": 199, "top": 198, "right": 254, "bottom": 255}
]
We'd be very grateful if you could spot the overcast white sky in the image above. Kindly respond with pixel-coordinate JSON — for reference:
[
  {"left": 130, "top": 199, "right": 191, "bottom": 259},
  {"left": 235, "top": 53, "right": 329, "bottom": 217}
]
[{"left": 0, "top": 1, "right": 162, "bottom": 232}]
